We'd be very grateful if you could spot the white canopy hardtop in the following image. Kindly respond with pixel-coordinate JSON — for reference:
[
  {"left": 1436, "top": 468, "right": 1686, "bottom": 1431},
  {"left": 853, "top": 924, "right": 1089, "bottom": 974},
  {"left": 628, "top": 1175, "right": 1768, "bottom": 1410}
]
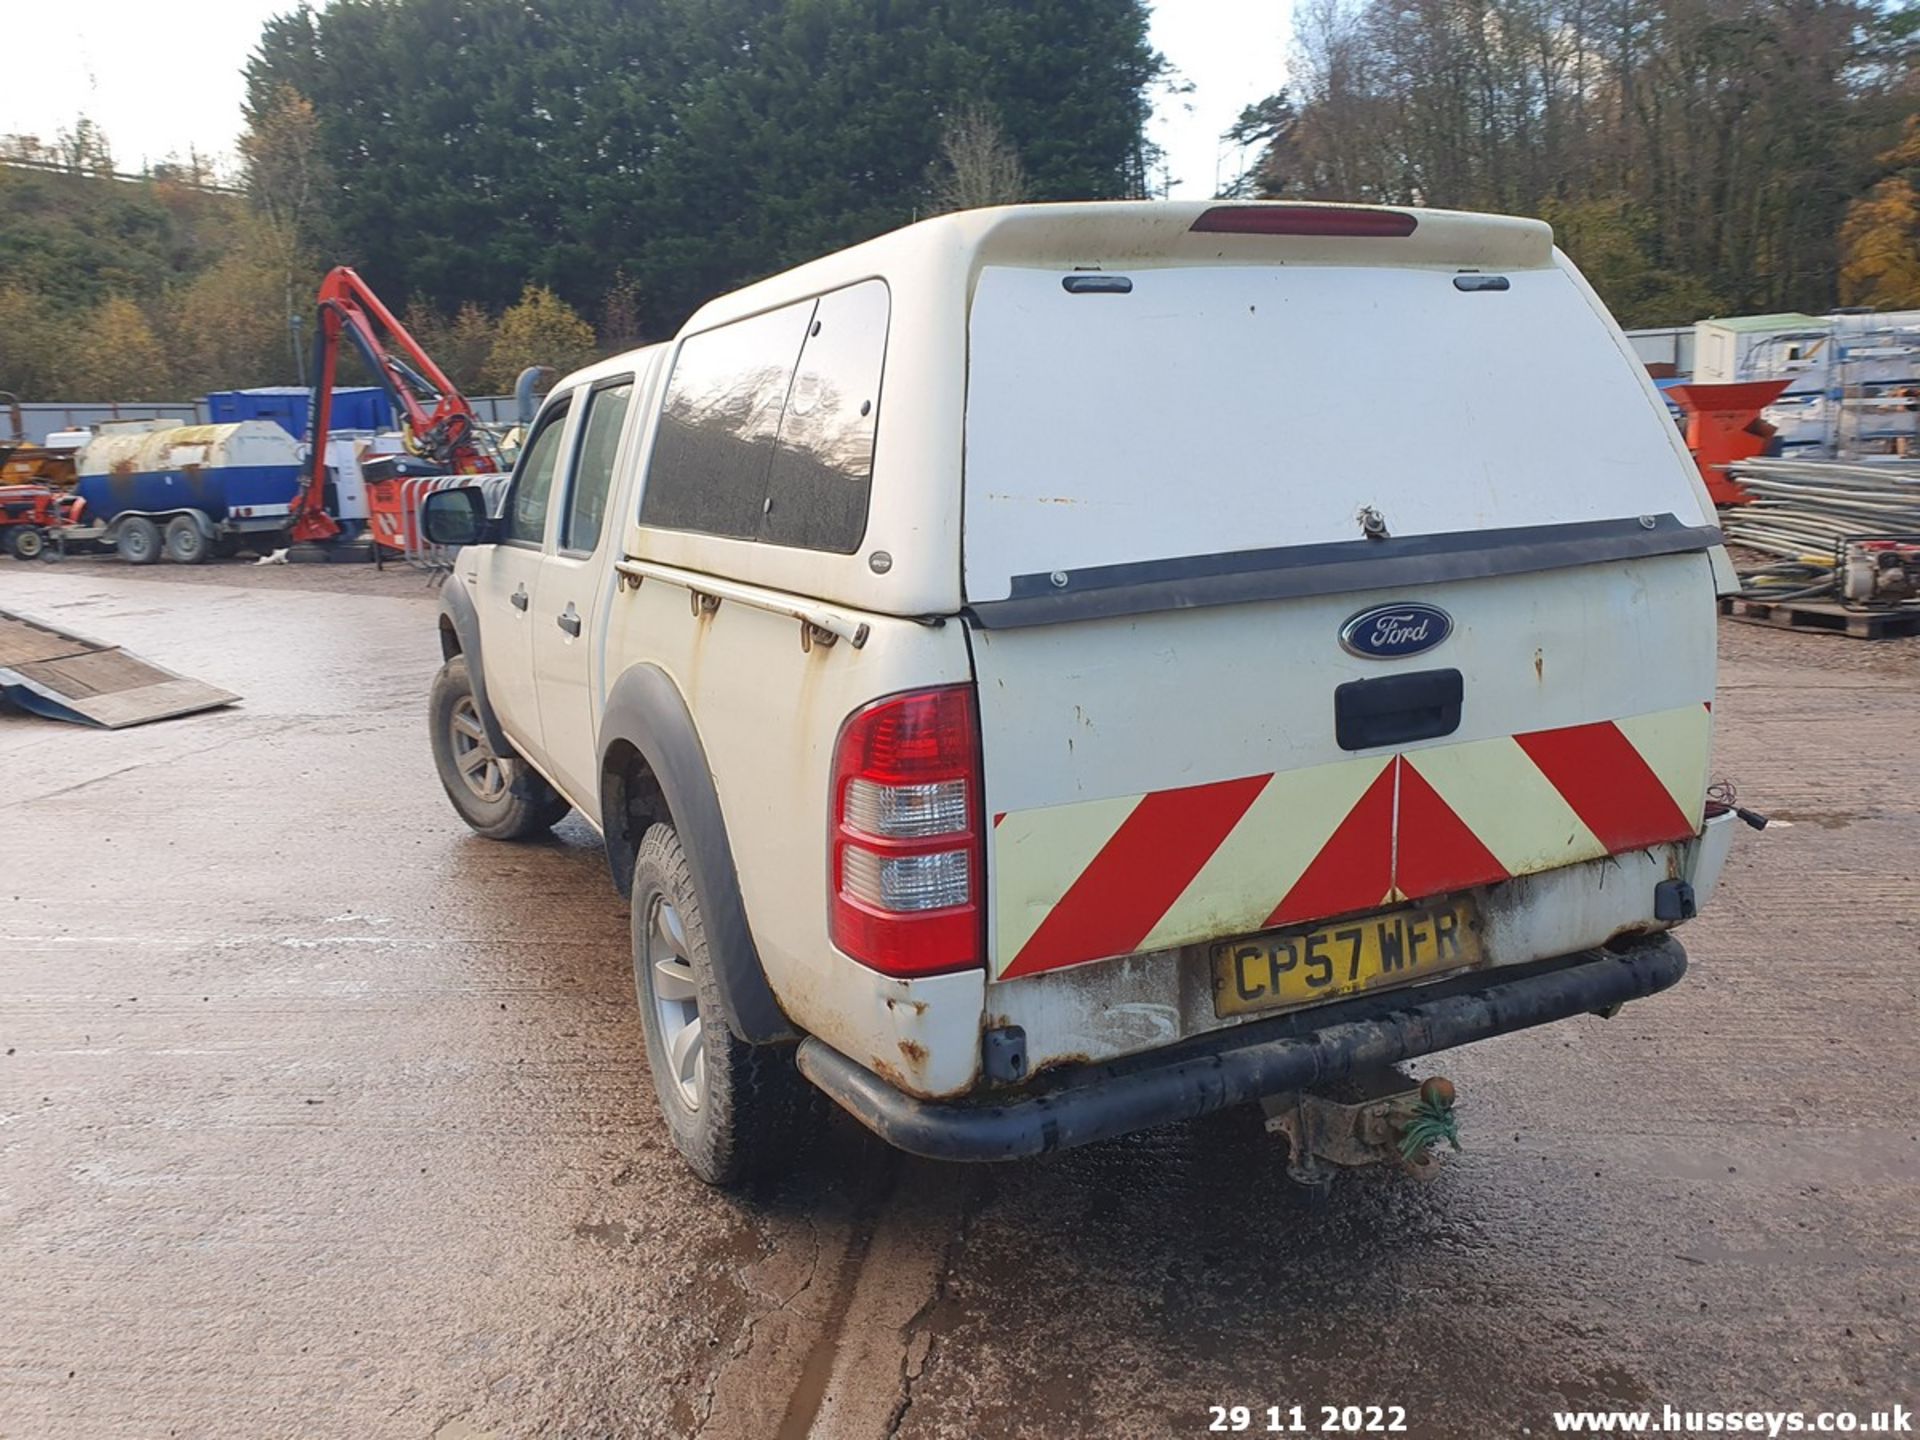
[{"left": 617, "top": 200, "right": 1615, "bottom": 619}]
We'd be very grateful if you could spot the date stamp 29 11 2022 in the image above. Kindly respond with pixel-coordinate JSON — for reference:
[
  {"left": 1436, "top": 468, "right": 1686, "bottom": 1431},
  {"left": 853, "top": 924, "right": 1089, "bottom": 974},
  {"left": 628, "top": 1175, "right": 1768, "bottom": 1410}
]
[{"left": 1208, "top": 1404, "right": 1411, "bottom": 1434}]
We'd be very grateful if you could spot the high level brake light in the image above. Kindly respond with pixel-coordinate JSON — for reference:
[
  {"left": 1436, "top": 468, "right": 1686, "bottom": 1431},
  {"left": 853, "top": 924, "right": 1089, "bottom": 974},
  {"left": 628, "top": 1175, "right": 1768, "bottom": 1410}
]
[
  {"left": 1190, "top": 205, "right": 1418, "bottom": 237},
  {"left": 830, "top": 686, "right": 985, "bottom": 977}
]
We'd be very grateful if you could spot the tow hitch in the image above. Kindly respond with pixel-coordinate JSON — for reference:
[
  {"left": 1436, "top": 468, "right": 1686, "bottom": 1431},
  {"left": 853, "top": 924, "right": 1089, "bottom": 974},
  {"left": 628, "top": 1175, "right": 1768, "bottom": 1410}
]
[{"left": 1263, "top": 1072, "right": 1461, "bottom": 1185}]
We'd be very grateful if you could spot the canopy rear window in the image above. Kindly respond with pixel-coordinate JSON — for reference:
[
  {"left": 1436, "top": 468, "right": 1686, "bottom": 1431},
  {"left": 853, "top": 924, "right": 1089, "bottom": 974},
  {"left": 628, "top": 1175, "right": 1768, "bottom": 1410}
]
[{"left": 962, "top": 264, "right": 1709, "bottom": 609}]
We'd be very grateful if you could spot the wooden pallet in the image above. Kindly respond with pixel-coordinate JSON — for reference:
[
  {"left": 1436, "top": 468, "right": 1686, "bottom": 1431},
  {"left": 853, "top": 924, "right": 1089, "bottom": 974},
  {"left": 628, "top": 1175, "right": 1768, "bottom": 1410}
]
[
  {"left": 0, "top": 610, "right": 237, "bottom": 727},
  {"left": 1720, "top": 595, "right": 1920, "bottom": 640}
]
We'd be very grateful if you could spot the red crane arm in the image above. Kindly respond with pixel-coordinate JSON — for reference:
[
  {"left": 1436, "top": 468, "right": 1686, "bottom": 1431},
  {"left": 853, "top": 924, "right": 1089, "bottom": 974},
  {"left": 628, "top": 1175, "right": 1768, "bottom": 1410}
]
[{"left": 290, "top": 266, "right": 491, "bottom": 542}]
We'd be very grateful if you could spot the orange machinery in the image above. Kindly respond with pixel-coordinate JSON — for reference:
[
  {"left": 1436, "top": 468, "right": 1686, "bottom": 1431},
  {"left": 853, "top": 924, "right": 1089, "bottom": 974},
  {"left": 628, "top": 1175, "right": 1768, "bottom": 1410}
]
[
  {"left": 1, "top": 396, "right": 84, "bottom": 559},
  {"left": 1666, "top": 379, "right": 1792, "bottom": 506}
]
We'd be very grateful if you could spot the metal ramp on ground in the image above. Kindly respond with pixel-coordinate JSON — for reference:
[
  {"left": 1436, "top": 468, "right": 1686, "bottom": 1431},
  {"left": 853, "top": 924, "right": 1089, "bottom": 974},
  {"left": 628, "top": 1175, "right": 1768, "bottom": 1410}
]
[{"left": 0, "top": 609, "right": 238, "bottom": 728}]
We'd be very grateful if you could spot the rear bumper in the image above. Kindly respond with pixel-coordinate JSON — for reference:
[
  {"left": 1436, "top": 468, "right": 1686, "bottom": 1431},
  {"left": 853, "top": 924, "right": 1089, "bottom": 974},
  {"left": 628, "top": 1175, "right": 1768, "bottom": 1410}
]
[{"left": 795, "top": 936, "right": 1687, "bottom": 1162}]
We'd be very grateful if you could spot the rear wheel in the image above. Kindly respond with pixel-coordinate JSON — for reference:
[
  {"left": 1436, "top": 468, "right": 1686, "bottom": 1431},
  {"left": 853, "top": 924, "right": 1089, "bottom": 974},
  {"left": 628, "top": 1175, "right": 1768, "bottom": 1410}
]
[
  {"left": 164, "top": 515, "right": 211, "bottom": 564},
  {"left": 632, "top": 823, "right": 820, "bottom": 1186},
  {"left": 116, "top": 517, "right": 161, "bottom": 565},
  {"left": 427, "top": 655, "right": 571, "bottom": 839},
  {"left": 5, "top": 527, "right": 44, "bottom": 560}
]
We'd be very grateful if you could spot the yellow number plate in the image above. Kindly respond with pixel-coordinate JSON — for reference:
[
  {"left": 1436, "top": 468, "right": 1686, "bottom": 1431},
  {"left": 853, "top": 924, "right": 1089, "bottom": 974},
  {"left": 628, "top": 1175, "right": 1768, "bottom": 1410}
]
[{"left": 1210, "top": 898, "right": 1484, "bottom": 1019}]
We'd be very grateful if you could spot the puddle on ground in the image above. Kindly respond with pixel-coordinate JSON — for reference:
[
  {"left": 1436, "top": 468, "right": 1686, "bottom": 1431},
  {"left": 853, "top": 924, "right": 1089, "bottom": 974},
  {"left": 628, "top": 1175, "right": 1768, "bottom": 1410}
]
[{"left": 1767, "top": 810, "right": 1862, "bottom": 830}]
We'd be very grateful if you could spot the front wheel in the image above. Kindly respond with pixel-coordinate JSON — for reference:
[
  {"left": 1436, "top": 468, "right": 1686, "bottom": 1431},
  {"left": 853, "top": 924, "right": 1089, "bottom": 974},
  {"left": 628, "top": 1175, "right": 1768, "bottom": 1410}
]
[
  {"left": 427, "top": 655, "right": 571, "bottom": 839},
  {"left": 631, "top": 823, "right": 821, "bottom": 1186},
  {"left": 5, "top": 527, "right": 44, "bottom": 560}
]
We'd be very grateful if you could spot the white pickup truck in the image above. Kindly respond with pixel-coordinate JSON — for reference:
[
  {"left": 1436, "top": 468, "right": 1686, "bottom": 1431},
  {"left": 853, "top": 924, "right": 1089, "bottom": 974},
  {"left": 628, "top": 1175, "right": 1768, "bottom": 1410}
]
[{"left": 422, "top": 200, "right": 1741, "bottom": 1187}]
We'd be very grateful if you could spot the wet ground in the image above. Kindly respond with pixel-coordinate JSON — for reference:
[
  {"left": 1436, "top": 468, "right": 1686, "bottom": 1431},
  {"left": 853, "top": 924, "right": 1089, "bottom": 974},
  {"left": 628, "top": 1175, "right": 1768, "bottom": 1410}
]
[{"left": 2, "top": 558, "right": 1916, "bottom": 1439}]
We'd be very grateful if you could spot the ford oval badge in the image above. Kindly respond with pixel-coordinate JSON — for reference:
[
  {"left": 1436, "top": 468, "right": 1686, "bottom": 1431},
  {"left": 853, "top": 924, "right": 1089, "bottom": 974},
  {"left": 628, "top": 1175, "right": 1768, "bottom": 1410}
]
[{"left": 1340, "top": 602, "right": 1453, "bottom": 660}]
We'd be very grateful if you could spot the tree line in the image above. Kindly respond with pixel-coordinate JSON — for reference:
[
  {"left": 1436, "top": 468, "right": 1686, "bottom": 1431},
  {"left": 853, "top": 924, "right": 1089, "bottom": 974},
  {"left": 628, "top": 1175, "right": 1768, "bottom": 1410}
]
[
  {"left": 8, "top": 0, "right": 1919, "bottom": 405},
  {"left": 1227, "top": 0, "right": 1920, "bottom": 325},
  {"left": 0, "top": 168, "right": 606, "bottom": 402},
  {"left": 0, "top": 115, "right": 620, "bottom": 404}
]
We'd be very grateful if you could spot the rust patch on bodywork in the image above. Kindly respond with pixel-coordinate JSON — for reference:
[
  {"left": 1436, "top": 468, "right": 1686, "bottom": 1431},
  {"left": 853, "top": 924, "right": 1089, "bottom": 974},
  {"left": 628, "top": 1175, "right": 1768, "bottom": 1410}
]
[
  {"left": 869, "top": 1055, "right": 928, "bottom": 1097},
  {"left": 1028, "top": 1051, "right": 1094, "bottom": 1082},
  {"left": 1603, "top": 922, "right": 1663, "bottom": 950}
]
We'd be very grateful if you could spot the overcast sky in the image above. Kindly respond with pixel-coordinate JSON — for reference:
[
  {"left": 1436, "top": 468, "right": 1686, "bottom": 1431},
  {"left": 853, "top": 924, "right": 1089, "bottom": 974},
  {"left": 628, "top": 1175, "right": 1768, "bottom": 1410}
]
[{"left": 1, "top": 1, "right": 1291, "bottom": 199}]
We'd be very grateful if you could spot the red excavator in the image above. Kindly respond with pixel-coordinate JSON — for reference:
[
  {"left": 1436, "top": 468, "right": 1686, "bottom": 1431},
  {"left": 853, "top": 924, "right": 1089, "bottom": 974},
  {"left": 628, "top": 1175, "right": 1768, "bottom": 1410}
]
[{"left": 289, "top": 266, "right": 509, "bottom": 551}]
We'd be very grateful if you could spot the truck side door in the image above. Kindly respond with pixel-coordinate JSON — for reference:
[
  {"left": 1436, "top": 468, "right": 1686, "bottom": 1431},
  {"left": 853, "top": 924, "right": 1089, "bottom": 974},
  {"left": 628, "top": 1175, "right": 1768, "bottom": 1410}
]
[
  {"left": 531, "top": 372, "right": 642, "bottom": 813},
  {"left": 470, "top": 390, "right": 574, "bottom": 764}
]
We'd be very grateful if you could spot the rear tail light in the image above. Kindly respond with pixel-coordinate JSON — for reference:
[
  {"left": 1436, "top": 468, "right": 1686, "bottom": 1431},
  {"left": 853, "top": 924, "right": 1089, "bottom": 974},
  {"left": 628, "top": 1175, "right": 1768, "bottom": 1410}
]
[
  {"left": 1190, "top": 204, "right": 1418, "bottom": 237},
  {"left": 830, "top": 685, "right": 984, "bottom": 976}
]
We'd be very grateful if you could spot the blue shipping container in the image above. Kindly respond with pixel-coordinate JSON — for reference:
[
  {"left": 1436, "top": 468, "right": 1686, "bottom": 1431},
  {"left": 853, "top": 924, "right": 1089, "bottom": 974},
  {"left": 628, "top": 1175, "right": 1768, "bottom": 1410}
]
[{"left": 203, "top": 387, "right": 394, "bottom": 441}]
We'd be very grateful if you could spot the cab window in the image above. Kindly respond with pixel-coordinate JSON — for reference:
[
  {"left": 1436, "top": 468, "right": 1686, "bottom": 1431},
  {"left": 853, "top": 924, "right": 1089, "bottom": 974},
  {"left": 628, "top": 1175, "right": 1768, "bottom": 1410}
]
[
  {"left": 763, "top": 281, "right": 888, "bottom": 552},
  {"left": 641, "top": 304, "right": 807, "bottom": 542},
  {"left": 560, "top": 378, "right": 633, "bottom": 555},
  {"left": 505, "top": 395, "right": 573, "bottom": 546}
]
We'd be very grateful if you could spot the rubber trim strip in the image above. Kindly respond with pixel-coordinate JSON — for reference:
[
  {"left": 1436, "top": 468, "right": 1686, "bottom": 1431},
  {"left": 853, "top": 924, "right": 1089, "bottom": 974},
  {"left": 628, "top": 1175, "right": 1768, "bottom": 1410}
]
[{"left": 965, "top": 514, "right": 1722, "bottom": 629}]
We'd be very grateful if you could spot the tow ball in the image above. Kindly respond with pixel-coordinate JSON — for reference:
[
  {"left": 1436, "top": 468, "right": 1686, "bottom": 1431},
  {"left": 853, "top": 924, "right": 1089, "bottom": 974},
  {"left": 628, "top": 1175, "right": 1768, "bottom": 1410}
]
[{"left": 1261, "top": 1073, "right": 1461, "bottom": 1186}]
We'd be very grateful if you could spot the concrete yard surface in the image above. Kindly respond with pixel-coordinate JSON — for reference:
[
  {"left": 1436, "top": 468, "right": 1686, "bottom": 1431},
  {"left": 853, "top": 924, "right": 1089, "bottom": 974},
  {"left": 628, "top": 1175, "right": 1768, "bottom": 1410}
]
[{"left": 1, "top": 560, "right": 1915, "bottom": 1439}]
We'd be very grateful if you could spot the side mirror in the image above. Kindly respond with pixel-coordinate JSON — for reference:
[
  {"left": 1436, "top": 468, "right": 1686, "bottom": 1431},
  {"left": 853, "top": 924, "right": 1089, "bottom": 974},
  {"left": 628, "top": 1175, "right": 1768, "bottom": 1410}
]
[{"left": 420, "top": 485, "right": 492, "bottom": 546}]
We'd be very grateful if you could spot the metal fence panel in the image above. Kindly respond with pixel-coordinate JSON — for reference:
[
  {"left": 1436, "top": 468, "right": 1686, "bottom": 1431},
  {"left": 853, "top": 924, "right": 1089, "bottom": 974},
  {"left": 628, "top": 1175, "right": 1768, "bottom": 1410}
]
[
  {"left": 11, "top": 402, "right": 201, "bottom": 444},
  {"left": 9, "top": 396, "right": 521, "bottom": 446}
]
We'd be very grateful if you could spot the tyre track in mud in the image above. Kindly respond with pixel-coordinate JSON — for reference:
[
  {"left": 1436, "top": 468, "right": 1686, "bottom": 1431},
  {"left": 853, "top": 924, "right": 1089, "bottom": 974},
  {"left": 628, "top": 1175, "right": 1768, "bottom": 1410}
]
[{"left": 692, "top": 1154, "right": 983, "bottom": 1440}]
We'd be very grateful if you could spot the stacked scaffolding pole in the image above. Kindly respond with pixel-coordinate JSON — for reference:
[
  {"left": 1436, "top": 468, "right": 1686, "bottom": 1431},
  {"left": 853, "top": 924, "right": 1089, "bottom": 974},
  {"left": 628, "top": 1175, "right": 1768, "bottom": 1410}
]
[{"left": 1719, "top": 458, "right": 1920, "bottom": 604}]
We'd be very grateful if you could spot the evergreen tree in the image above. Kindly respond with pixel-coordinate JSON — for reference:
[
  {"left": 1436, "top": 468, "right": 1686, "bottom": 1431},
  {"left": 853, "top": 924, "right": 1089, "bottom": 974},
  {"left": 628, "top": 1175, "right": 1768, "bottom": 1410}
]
[{"left": 248, "top": 0, "right": 1162, "bottom": 331}]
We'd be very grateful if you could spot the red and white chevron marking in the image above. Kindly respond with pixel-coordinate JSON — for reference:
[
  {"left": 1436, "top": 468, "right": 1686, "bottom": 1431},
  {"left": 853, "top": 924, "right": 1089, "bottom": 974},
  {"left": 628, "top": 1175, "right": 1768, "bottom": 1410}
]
[{"left": 990, "top": 703, "right": 1711, "bottom": 980}]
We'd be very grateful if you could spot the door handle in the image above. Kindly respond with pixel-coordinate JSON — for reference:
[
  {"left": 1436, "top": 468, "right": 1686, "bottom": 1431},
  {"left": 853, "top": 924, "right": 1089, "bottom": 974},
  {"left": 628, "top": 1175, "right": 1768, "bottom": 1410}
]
[
  {"left": 510, "top": 584, "right": 529, "bottom": 612},
  {"left": 556, "top": 605, "right": 581, "bottom": 637}
]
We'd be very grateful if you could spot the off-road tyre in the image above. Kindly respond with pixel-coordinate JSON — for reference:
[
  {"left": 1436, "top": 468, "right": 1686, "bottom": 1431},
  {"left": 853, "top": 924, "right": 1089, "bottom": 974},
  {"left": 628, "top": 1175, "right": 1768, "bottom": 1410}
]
[
  {"left": 631, "top": 822, "right": 821, "bottom": 1187},
  {"left": 116, "top": 516, "right": 161, "bottom": 565},
  {"left": 427, "top": 655, "right": 571, "bottom": 840},
  {"left": 164, "top": 515, "right": 211, "bottom": 564}
]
